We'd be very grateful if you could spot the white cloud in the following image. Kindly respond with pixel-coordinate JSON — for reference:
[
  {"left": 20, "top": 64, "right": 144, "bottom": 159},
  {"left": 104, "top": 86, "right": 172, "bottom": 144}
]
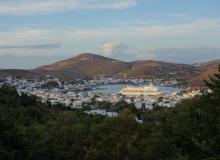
[
  {"left": 136, "top": 47, "right": 220, "bottom": 64},
  {"left": 0, "top": 19, "right": 219, "bottom": 57},
  {"left": 0, "top": 43, "right": 61, "bottom": 49},
  {"left": 101, "top": 42, "right": 129, "bottom": 56},
  {"left": 0, "top": 0, "right": 137, "bottom": 15},
  {"left": 168, "top": 13, "right": 191, "bottom": 19}
]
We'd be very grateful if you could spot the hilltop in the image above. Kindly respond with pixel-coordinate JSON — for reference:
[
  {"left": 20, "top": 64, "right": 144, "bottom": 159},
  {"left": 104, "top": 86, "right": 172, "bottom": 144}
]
[
  {"left": 36, "top": 53, "right": 198, "bottom": 81},
  {"left": 37, "top": 53, "right": 130, "bottom": 78}
]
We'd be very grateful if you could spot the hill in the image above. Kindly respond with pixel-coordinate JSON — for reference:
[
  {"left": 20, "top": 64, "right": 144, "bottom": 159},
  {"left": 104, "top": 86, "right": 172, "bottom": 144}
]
[
  {"left": 1, "top": 53, "right": 220, "bottom": 86},
  {"left": 37, "top": 53, "right": 198, "bottom": 81},
  {"left": 0, "top": 69, "right": 40, "bottom": 79},
  {"left": 37, "top": 53, "right": 131, "bottom": 78},
  {"left": 188, "top": 60, "right": 220, "bottom": 86}
]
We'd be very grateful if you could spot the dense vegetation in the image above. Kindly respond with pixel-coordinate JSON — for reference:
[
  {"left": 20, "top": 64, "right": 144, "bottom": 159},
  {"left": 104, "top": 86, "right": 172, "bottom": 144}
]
[{"left": 1, "top": 67, "right": 220, "bottom": 160}]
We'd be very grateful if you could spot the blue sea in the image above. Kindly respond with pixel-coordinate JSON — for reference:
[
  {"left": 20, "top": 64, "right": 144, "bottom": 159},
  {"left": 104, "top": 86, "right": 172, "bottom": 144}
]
[{"left": 93, "top": 84, "right": 182, "bottom": 94}]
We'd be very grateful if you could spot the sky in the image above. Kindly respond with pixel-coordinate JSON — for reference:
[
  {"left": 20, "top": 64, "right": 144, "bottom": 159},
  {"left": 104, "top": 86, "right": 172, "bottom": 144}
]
[{"left": 0, "top": 0, "right": 220, "bottom": 69}]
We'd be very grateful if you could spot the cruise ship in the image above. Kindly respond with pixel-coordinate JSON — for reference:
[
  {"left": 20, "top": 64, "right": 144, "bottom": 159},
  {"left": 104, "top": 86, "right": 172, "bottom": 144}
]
[{"left": 120, "top": 84, "right": 163, "bottom": 96}]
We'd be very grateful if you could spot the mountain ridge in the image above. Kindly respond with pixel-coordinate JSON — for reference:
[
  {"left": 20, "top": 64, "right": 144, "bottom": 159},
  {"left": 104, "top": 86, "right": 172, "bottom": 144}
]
[
  {"left": 1, "top": 53, "right": 220, "bottom": 87},
  {"left": 36, "top": 53, "right": 197, "bottom": 80}
]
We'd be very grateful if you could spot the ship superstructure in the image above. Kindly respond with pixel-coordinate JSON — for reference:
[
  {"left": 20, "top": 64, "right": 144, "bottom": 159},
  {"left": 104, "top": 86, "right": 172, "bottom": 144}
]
[{"left": 120, "top": 84, "right": 163, "bottom": 96}]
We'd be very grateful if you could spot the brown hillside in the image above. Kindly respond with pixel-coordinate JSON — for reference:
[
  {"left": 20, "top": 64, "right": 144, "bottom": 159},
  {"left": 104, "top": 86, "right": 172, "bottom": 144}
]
[
  {"left": 1, "top": 53, "right": 219, "bottom": 87},
  {"left": 188, "top": 60, "right": 220, "bottom": 86},
  {"left": 37, "top": 53, "right": 198, "bottom": 80}
]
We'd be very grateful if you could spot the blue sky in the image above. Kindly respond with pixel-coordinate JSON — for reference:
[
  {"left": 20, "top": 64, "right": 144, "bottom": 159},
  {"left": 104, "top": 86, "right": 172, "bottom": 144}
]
[{"left": 0, "top": 0, "right": 220, "bottom": 68}]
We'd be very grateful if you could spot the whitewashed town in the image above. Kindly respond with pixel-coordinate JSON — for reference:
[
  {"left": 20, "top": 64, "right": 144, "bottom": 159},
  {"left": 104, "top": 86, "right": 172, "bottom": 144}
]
[{"left": 0, "top": 76, "right": 202, "bottom": 118}]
